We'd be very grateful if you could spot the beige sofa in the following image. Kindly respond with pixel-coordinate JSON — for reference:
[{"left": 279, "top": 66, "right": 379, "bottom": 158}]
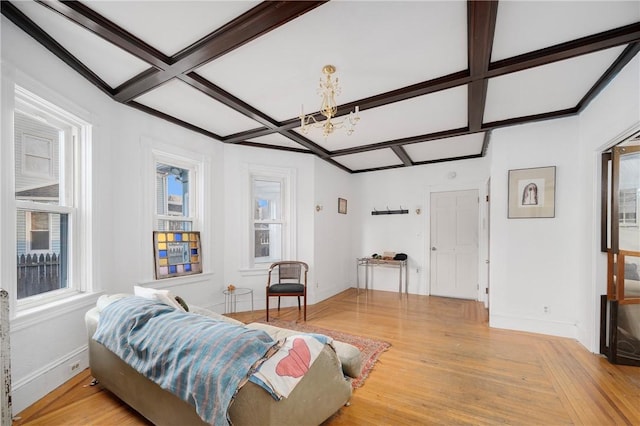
[{"left": 85, "top": 296, "right": 358, "bottom": 425}]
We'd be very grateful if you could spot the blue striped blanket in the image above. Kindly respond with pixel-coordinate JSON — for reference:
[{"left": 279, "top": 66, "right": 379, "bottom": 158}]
[{"left": 92, "top": 297, "right": 276, "bottom": 425}]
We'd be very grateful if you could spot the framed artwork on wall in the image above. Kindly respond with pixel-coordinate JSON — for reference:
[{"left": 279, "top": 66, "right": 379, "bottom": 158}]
[
  {"left": 153, "top": 231, "right": 202, "bottom": 279},
  {"left": 508, "top": 166, "right": 556, "bottom": 218},
  {"left": 338, "top": 198, "right": 347, "bottom": 214}
]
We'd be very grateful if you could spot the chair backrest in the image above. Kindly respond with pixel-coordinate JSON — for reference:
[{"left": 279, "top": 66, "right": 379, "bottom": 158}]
[
  {"left": 279, "top": 263, "right": 301, "bottom": 280},
  {"left": 268, "top": 261, "right": 308, "bottom": 285}
]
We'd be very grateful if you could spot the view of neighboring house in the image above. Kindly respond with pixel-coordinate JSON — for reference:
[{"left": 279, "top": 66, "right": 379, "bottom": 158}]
[{"left": 14, "top": 112, "right": 65, "bottom": 298}]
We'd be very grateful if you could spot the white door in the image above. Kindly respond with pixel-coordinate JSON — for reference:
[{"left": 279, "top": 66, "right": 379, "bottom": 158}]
[{"left": 430, "top": 190, "right": 479, "bottom": 299}]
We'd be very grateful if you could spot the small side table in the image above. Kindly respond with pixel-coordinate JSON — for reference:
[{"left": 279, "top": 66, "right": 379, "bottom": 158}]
[{"left": 223, "top": 288, "right": 254, "bottom": 314}]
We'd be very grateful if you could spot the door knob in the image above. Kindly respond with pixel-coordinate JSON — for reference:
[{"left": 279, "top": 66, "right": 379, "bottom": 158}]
[{"left": 431, "top": 247, "right": 437, "bottom": 251}]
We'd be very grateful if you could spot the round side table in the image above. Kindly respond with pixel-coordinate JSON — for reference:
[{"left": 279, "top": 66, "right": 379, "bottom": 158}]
[{"left": 223, "top": 288, "right": 254, "bottom": 314}]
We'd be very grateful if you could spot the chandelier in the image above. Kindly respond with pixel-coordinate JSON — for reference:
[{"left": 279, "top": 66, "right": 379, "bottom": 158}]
[{"left": 299, "top": 65, "right": 360, "bottom": 138}]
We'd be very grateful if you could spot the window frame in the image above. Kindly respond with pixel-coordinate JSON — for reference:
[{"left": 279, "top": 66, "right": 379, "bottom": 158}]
[
  {"left": 252, "top": 176, "right": 285, "bottom": 264},
  {"left": 9, "top": 85, "right": 93, "bottom": 313},
  {"left": 141, "top": 137, "right": 212, "bottom": 284},
  {"left": 243, "top": 165, "right": 296, "bottom": 271},
  {"left": 26, "top": 211, "right": 51, "bottom": 252},
  {"left": 155, "top": 160, "right": 196, "bottom": 231}
]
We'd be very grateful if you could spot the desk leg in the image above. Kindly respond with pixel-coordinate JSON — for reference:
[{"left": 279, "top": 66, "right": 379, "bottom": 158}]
[
  {"left": 405, "top": 262, "right": 408, "bottom": 294},
  {"left": 356, "top": 259, "right": 360, "bottom": 293},
  {"left": 398, "top": 263, "right": 402, "bottom": 294},
  {"left": 366, "top": 262, "right": 369, "bottom": 291}
]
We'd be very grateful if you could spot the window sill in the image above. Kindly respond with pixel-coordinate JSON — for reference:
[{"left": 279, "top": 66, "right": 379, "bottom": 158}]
[
  {"left": 137, "top": 272, "right": 214, "bottom": 289},
  {"left": 238, "top": 266, "right": 271, "bottom": 276},
  {"left": 12, "top": 291, "right": 103, "bottom": 331}
]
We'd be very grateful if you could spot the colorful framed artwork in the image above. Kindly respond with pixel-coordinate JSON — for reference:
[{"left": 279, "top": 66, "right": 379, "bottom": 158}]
[
  {"left": 508, "top": 166, "right": 556, "bottom": 218},
  {"left": 153, "top": 231, "right": 202, "bottom": 279},
  {"left": 338, "top": 198, "right": 347, "bottom": 214}
]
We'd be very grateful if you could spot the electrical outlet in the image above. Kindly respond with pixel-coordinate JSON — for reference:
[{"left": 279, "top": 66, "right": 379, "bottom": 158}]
[
  {"left": 70, "top": 361, "right": 81, "bottom": 373},
  {"left": 543, "top": 306, "right": 550, "bottom": 313}
]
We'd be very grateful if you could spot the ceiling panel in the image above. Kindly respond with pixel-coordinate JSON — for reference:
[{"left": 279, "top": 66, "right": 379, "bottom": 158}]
[
  {"left": 195, "top": 1, "right": 468, "bottom": 122},
  {"left": 84, "top": 1, "right": 259, "bottom": 57},
  {"left": 492, "top": 1, "right": 640, "bottom": 61},
  {"left": 134, "top": 79, "right": 262, "bottom": 136},
  {"left": 484, "top": 45, "right": 627, "bottom": 123},
  {"left": 296, "top": 85, "right": 469, "bottom": 151},
  {"left": 246, "top": 133, "right": 310, "bottom": 151},
  {"left": 12, "top": 1, "right": 151, "bottom": 88},
  {"left": 404, "top": 133, "right": 485, "bottom": 163},
  {"left": 333, "top": 149, "right": 403, "bottom": 172}
]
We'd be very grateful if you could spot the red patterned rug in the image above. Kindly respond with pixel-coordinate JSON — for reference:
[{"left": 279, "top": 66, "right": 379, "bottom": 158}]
[{"left": 258, "top": 319, "right": 390, "bottom": 389}]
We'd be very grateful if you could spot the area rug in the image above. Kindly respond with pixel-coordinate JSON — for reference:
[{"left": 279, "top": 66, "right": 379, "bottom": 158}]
[{"left": 258, "top": 319, "right": 390, "bottom": 389}]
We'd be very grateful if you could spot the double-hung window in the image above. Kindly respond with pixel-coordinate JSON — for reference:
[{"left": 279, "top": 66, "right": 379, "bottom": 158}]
[
  {"left": 247, "top": 166, "right": 296, "bottom": 268},
  {"left": 12, "top": 86, "right": 91, "bottom": 306},
  {"left": 253, "top": 178, "right": 283, "bottom": 262},
  {"left": 155, "top": 161, "right": 194, "bottom": 231},
  {"left": 143, "top": 143, "right": 210, "bottom": 282}
]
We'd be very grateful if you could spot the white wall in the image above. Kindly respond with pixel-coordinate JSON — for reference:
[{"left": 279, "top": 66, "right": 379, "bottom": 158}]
[
  {"left": 353, "top": 157, "right": 490, "bottom": 298},
  {"left": 488, "top": 51, "right": 639, "bottom": 346},
  {"left": 313, "top": 158, "right": 356, "bottom": 302},
  {"left": 489, "top": 118, "right": 582, "bottom": 338}
]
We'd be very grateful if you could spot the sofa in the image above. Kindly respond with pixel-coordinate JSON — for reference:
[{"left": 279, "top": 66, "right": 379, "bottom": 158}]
[{"left": 85, "top": 294, "right": 360, "bottom": 426}]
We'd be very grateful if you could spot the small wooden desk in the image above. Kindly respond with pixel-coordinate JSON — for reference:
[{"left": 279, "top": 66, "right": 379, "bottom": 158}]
[{"left": 356, "top": 257, "right": 408, "bottom": 294}]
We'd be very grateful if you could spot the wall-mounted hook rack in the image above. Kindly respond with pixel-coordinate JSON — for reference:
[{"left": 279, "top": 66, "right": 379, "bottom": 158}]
[{"left": 371, "top": 206, "right": 409, "bottom": 215}]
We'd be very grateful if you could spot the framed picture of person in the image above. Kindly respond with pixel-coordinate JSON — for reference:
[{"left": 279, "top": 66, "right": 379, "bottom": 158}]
[
  {"left": 508, "top": 166, "right": 556, "bottom": 218},
  {"left": 338, "top": 198, "right": 348, "bottom": 214}
]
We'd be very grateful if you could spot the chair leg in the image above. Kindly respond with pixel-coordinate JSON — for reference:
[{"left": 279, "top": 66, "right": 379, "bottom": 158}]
[
  {"left": 266, "top": 294, "right": 269, "bottom": 322},
  {"left": 278, "top": 296, "right": 281, "bottom": 311},
  {"left": 297, "top": 296, "right": 301, "bottom": 310}
]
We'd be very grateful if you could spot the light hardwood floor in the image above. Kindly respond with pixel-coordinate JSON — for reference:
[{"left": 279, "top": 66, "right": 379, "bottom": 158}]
[{"left": 12, "top": 289, "right": 640, "bottom": 425}]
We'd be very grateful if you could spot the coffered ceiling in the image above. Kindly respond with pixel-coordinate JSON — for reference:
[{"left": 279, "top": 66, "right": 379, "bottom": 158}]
[{"left": 3, "top": 1, "right": 639, "bottom": 173}]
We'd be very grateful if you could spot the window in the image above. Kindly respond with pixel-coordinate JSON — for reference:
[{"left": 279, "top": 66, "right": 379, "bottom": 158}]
[
  {"left": 142, "top": 138, "right": 210, "bottom": 282},
  {"left": 28, "top": 211, "right": 50, "bottom": 251},
  {"left": 619, "top": 189, "right": 638, "bottom": 226},
  {"left": 12, "top": 86, "right": 91, "bottom": 306},
  {"left": 155, "top": 162, "right": 193, "bottom": 231},
  {"left": 246, "top": 166, "right": 296, "bottom": 269},
  {"left": 253, "top": 179, "right": 283, "bottom": 262}
]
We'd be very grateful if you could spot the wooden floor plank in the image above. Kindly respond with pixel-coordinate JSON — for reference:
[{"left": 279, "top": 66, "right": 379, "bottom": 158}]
[{"left": 12, "top": 289, "right": 640, "bottom": 425}]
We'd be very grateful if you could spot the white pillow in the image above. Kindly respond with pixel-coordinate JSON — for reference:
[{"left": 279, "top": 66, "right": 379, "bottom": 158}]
[
  {"left": 133, "top": 285, "right": 186, "bottom": 311},
  {"left": 96, "top": 293, "right": 129, "bottom": 312}
]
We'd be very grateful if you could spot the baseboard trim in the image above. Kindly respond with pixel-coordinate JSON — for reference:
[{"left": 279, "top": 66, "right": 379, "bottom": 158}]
[
  {"left": 12, "top": 345, "right": 88, "bottom": 414},
  {"left": 490, "top": 313, "right": 577, "bottom": 340}
]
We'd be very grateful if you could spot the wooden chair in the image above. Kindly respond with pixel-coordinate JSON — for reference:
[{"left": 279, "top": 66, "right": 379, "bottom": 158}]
[{"left": 266, "top": 261, "right": 308, "bottom": 321}]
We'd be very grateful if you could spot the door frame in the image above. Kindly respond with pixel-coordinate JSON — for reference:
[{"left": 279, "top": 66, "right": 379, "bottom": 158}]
[{"left": 424, "top": 179, "right": 489, "bottom": 304}]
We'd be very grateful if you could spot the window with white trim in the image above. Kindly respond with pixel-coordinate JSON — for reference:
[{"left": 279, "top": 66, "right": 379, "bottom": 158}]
[
  {"left": 27, "top": 211, "right": 51, "bottom": 251},
  {"left": 155, "top": 161, "right": 194, "bottom": 231},
  {"left": 13, "top": 86, "right": 91, "bottom": 305},
  {"left": 248, "top": 166, "right": 295, "bottom": 268}
]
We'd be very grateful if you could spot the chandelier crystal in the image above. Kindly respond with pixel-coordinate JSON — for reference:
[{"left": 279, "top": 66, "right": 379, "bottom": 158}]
[{"left": 299, "top": 65, "right": 360, "bottom": 138}]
